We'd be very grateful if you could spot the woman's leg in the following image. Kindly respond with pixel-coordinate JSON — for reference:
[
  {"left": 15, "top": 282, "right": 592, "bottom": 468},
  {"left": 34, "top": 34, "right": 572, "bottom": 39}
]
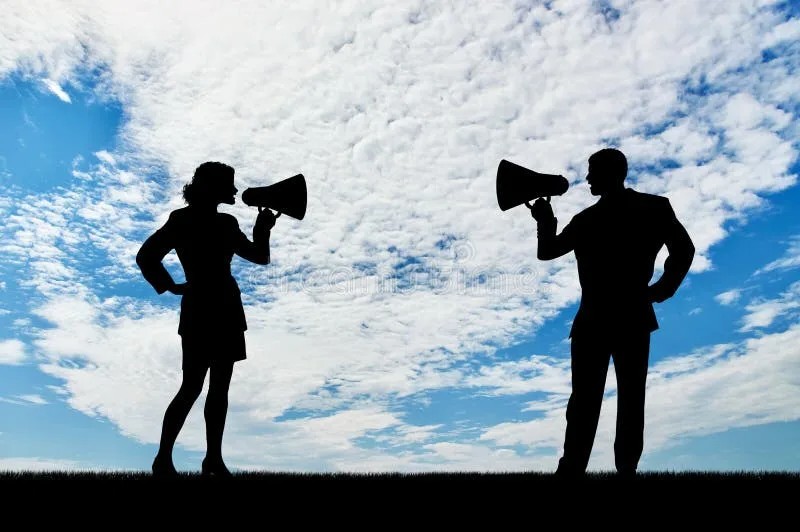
[
  {"left": 153, "top": 365, "right": 208, "bottom": 473},
  {"left": 203, "top": 360, "right": 234, "bottom": 473}
]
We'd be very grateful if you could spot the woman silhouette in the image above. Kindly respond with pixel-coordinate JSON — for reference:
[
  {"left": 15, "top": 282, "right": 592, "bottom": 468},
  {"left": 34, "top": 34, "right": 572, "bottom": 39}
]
[{"left": 136, "top": 161, "right": 275, "bottom": 476}]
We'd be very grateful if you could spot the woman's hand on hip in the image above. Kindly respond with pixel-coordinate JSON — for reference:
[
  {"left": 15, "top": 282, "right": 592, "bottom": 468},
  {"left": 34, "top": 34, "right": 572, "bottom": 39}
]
[{"left": 168, "top": 282, "right": 188, "bottom": 295}]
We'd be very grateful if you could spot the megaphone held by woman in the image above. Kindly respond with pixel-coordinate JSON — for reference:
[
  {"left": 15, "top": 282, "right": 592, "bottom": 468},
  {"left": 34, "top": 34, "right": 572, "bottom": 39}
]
[{"left": 241, "top": 173, "right": 307, "bottom": 220}]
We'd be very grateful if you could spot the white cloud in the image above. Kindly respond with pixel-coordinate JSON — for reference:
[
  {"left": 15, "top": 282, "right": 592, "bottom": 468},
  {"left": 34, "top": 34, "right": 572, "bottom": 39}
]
[
  {"left": 17, "top": 394, "right": 47, "bottom": 405},
  {"left": 0, "top": 394, "right": 48, "bottom": 405},
  {"left": 740, "top": 281, "right": 800, "bottom": 332},
  {"left": 94, "top": 150, "right": 116, "bottom": 166},
  {"left": 644, "top": 324, "right": 800, "bottom": 458},
  {"left": 33, "top": 296, "right": 184, "bottom": 443},
  {"left": 480, "top": 323, "right": 800, "bottom": 471},
  {"left": 41, "top": 78, "right": 71, "bottom": 103},
  {"left": 0, "top": 0, "right": 798, "bottom": 471},
  {"left": 463, "top": 355, "right": 572, "bottom": 397},
  {"left": 0, "top": 457, "right": 88, "bottom": 472},
  {"left": 757, "top": 235, "right": 800, "bottom": 274},
  {"left": 0, "top": 339, "right": 26, "bottom": 365},
  {"left": 716, "top": 289, "right": 742, "bottom": 306}
]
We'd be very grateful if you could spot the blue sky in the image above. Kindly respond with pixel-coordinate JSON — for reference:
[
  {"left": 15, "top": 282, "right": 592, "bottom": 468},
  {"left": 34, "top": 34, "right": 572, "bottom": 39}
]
[{"left": 1, "top": 0, "right": 799, "bottom": 472}]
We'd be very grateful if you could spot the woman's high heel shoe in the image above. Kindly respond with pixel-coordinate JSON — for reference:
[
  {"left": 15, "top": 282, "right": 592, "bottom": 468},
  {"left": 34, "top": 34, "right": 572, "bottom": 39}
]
[
  {"left": 201, "top": 457, "right": 232, "bottom": 477},
  {"left": 152, "top": 455, "right": 178, "bottom": 477}
]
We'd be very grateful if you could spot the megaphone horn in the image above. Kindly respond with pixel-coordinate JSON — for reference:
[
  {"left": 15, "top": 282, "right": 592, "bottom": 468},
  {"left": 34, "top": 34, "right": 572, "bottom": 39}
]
[
  {"left": 241, "top": 173, "right": 307, "bottom": 220},
  {"left": 496, "top": 159, "right": 568, "bottom": 211}
]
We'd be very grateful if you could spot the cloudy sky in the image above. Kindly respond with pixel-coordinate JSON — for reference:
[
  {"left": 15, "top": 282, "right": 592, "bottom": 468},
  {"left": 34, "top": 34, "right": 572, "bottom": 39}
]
[{"left": 1, "top": 0, "right": 798, "bottom": 473}]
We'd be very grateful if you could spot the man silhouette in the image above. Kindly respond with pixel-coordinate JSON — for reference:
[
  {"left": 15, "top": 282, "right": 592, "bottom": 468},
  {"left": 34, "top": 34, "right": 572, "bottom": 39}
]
[{"left": 531, "top": 148, "right": 694, "bottom": 477}]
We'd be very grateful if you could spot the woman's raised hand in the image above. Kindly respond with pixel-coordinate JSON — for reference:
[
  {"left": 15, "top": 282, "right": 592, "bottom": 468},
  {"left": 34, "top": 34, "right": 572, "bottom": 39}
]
[{"left": 255, "top": 208, "right": 277, "bottom": 231}]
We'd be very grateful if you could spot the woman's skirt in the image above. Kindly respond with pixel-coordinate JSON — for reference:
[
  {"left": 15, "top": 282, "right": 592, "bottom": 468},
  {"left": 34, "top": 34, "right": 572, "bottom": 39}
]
[{"left": 180, "top": 330, "right": 246, "bottom": 370}]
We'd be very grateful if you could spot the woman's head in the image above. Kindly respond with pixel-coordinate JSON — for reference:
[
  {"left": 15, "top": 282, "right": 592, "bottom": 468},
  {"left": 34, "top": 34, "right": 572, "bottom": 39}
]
[{"left": 182, "top": 162, "right": 237, "bottom": 206}]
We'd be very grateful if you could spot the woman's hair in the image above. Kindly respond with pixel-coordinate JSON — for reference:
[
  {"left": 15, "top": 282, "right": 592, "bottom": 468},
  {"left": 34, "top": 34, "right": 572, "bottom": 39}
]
[{"left": 182, "top": 161, "right": 234, "bottom": 205}]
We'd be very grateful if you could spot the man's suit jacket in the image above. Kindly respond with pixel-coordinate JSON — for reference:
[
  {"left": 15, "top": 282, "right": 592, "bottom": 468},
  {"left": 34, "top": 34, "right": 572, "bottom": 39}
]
[{"left": 538, "top": 188, "right": 695, "bottom": 339}]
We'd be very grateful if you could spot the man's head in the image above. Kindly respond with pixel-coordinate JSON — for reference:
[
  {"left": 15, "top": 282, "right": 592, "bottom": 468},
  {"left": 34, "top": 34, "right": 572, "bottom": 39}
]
[
  {"left": 587, "top": 148, "right": 627, "bottom": 196},
  {"left": 183, "top": 161, "right": 237, "bottom": 206}
]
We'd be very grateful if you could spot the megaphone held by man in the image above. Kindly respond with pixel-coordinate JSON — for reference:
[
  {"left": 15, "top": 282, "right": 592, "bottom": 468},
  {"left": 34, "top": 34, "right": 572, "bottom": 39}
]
[
  {"left": 496, "top": 159, "right": 569, "bottom": 211},
  {"left": 242, "top": 173, "right": 307, "bottom": 220}
]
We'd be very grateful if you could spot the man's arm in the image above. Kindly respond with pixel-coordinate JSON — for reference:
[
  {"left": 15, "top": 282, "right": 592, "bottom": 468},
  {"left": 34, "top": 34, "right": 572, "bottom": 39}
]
[
  {"left": 531, "top": 198, "right": 575, "bottom": 260},
  {"left": 648, "top": 200, "right": 695, "bottom": 303}
]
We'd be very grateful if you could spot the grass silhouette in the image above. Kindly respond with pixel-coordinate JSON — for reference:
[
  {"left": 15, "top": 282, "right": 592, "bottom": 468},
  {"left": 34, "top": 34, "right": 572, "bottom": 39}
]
[
  {"left": 5, "top": 470, "right": 798, "bottom": 484},
  {"left": 4, "top": 469, "right": 797, "bottom": 490}
]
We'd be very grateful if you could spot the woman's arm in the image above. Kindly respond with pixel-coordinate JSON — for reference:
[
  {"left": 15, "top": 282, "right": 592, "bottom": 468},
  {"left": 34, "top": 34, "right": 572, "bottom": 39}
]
[
  {"left": 136, "top": 214, "right": 181, "bottom": 294},
  {"left": 233, "top": 209, "right": 274, "bottom": 265}
]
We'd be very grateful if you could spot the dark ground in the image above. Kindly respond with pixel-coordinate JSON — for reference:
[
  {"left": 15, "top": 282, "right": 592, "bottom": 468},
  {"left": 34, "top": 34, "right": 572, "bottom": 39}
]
[{"left": 4, "top": 470, "right": 797, "bottom": 515}]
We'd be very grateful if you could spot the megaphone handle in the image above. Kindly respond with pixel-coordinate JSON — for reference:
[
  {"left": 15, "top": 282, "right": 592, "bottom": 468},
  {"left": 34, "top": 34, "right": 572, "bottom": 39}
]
[
  {"left": 524, "top": 197, "right": 551, "bottom": 210},
  {"left": 257, "top": 206, "right": 282, "bottom": 218}
]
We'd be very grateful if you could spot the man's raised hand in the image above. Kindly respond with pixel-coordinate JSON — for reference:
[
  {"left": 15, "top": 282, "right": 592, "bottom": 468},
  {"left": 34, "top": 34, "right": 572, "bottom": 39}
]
[{"left": 530, "top": 198, "right": 555, "bottom": 224}]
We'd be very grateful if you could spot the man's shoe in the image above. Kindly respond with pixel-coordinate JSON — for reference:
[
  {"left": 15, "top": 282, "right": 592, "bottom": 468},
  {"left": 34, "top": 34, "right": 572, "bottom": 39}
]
[
  {"left": 555, "top": 459, "right": 584, "bottom": 480},
  {"left": 201, "top": 457, "right": 232, "bottom": 477}
]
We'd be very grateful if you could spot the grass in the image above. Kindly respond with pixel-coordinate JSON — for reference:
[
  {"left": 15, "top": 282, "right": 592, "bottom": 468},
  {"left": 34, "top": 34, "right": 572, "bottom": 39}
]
[
  {"left": 4, "top": 469, "right": 797, "bottom": 492},
  {"left": 4, "top": 469, "right": 797, "bottom": 479}
]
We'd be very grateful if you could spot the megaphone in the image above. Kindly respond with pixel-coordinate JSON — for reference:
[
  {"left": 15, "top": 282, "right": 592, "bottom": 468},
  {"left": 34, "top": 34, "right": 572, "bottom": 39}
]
[
  {"left": 242, "top": 173, "right": 307, "bottom": 220},
  {"left": 496, "top": 159, "right": 568, "bottom": 211}
]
